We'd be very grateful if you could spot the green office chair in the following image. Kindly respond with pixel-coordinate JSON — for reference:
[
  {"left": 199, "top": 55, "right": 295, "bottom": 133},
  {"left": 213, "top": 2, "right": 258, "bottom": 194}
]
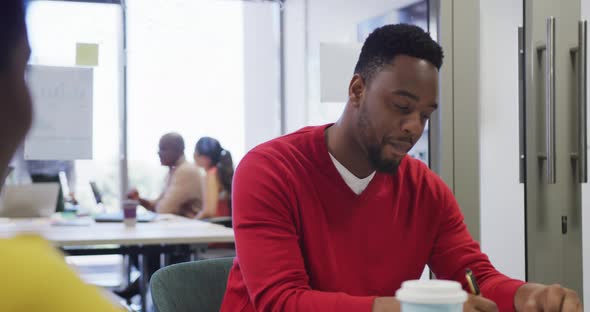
[{"left": 150, "top": 257, "right": 234, "bottom": 312}]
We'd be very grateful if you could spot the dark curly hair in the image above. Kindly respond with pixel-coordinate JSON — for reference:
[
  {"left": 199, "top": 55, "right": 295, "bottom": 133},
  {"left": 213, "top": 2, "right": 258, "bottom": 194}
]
[
  {"left": 354, "top": 24, "right": 443, "bottom": 83},
  {"left": 0, "top": 0, "right": 26, "bottom": 72}
]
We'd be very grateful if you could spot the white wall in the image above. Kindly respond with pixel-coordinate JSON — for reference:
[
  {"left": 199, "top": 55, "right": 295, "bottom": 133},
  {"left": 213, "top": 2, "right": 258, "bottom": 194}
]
[
  {"left": 284, "top": 0, "right": 422, "bottom": 129},
  {"left": 243, "top": 2, "right": 282, "bottom": 149},
  {"left": 284, "top": 0, "right": 308, "bottom": 133},
  {"left": 306, "top": 0, "right": 411, "bottom": 126},
  {"left": 582, "top": 0, "right": 590, "bottom": 306},
  {"left": 478, "top": 0, "right": 525, "bottom": 280}
]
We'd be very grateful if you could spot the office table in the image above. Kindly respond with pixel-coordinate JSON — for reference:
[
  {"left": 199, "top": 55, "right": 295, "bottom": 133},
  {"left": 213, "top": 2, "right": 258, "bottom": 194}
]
[{"left": 0, "top": 214, "right": 235, "bottom": 311}]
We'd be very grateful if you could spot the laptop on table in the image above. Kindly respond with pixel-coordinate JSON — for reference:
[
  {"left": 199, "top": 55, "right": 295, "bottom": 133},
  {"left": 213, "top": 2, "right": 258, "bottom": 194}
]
[
  {"left": 90, "top": 181, "right": 156, "bottom": 223},
  {"left": 0, "top": 182, "right": 60, "bottom": 218}
]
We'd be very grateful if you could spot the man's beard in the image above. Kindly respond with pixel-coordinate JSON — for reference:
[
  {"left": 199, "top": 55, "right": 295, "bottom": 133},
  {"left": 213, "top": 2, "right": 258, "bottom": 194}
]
[
  {"left": 358, "top": 103, "right": 401, "bottom": 175},
  {"left": 367, "top": 143, "right": 400, "bottom": 174}
]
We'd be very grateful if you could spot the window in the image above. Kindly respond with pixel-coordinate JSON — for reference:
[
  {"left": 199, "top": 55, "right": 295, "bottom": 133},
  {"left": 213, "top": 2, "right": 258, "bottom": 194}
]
[
  {"left": 126, "top": 0, "right": 280, "bottom": 198},
  {"left": 25, "top": 1, "right": 123, "bottom": 211},
  {"left": 23, "top": 0, "right": 281, "bottom": 208}
]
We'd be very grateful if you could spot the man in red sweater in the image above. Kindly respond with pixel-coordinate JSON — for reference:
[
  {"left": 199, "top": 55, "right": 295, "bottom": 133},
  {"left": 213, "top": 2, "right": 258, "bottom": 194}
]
[{"left": 220, "top": 24, "right": 582, "bottom": 312}]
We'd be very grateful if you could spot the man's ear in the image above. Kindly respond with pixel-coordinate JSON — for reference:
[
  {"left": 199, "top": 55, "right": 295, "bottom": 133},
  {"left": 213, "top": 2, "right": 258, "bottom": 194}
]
[{"left": 348, "top": 74, "right": 366, "bottom": 108}]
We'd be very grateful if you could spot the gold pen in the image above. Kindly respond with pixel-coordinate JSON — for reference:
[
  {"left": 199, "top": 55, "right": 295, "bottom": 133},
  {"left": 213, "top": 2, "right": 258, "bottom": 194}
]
[{"left": 465, "top": 268, "right": 481, "bottom": 296}]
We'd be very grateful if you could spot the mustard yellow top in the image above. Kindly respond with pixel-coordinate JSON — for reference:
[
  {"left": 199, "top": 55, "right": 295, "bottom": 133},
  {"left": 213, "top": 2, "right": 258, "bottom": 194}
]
[{"left": 0, "top": 235, "right": 123, "bottom": 312}]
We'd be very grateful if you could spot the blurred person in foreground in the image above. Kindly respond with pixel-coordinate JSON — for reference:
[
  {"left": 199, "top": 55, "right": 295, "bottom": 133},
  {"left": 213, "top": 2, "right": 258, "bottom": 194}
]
[{"left": 0, "top": 1, "right": 123, "bottom": 311}]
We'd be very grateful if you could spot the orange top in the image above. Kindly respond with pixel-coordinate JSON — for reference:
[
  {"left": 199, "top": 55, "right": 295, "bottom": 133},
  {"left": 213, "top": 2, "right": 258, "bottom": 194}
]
[{"left": 207, "top": 167, "right": 231, "bottom": 217}]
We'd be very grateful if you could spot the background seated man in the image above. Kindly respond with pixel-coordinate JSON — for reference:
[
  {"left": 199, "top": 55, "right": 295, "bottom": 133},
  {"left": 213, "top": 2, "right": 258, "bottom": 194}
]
[
  {"left": 128, "top": 132, "right": 202, "bottom": 218},
  {"left": 117, "top": 133, "right": 204, "bottom": 299}
]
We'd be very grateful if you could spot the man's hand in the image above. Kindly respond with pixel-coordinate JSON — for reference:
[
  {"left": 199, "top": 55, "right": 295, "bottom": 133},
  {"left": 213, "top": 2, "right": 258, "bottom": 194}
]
[
  {"left": 67, "top": 192, "right": 78, "bottom": 205},
  {"left": 372, "top": 297, "right": 400, "bottom": 312},
  {"left": 127, "top": 188, "right": 140, "bottom": 200},
  {"left": 464, "top": 295, "right": 498, "bottom": 312},
  {"left": 515, "top": 283, "right": 582, "bottom": 311}
]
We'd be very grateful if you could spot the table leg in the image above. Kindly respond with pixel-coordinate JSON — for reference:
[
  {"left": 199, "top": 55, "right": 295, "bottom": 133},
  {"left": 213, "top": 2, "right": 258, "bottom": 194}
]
[
  {"left": 123, "top": 254, "right": 131, "bottom": 286},
  {"left": 190, "top": 244, "right": 206, "bottom": 261},
  {"left": 138, "top": 252, "right": 148, "bottom": 312}
]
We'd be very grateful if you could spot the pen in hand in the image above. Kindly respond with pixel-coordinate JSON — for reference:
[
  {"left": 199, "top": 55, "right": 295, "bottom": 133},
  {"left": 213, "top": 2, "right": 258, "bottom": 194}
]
[{"left": 465, "top": 268, "right": 481, "bottom": 296}]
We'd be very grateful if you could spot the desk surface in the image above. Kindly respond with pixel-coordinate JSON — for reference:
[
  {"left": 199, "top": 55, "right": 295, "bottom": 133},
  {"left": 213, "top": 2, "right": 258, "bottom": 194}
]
[{"left": 0, "top": 214, "right": 234, "bottom": 247}]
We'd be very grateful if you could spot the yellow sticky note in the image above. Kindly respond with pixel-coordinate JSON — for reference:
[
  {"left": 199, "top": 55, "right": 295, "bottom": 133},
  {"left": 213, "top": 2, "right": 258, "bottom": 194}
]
[{"left": 76, "top": 43, "right": 99, "bottom": 66}]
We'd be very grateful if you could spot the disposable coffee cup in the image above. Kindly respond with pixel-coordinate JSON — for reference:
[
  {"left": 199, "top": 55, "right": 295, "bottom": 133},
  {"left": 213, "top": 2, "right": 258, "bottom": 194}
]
[
  {"left": 123, "top": 200, "right": 139, "bottom": 227},
  {"left": 396, "top": 280, "right": 467, "bottom": 312}
]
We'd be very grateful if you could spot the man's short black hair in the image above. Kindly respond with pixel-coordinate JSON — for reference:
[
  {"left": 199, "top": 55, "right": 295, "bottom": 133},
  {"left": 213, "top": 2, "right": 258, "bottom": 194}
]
[
  {"left": 354, "top": 24, "right": 443, "bottom": 82},
  {"left": 0, "top": 0, "right": 26, "bottom": 72}
]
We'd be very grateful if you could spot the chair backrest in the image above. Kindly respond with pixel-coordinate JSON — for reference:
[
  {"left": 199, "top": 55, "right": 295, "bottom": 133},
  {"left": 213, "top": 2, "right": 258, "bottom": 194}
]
[{"left": 150, "top": 257, "right": 234, "bottom": 312}]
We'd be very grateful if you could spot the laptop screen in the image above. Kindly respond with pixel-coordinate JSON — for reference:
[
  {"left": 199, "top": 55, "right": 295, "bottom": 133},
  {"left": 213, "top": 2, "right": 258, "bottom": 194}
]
[{"left": 89, "top": 181, "right": 103, "bottom": 204}]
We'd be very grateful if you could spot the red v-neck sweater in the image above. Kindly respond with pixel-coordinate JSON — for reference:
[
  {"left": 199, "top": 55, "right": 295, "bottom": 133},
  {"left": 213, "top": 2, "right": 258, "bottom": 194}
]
[{"left": 221, "top": 125, "right": 524, "bottom": 312}]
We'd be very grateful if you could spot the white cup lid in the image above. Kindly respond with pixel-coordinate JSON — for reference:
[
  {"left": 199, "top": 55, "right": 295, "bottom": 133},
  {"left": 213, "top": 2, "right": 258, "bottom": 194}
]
[{"left": 396, "top": 280, "right": 468, "bottom": 305}]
